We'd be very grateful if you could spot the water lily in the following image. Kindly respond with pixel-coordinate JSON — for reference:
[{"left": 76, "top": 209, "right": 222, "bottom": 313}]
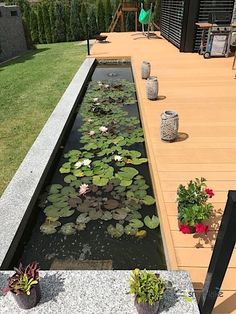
[
  {"left": 79, "top": 184, "right": 89, "bottom": 196},
  {"left": 93, "top": 98, "right": 99, "bottom": 102},
  {"left": 89, "top": 130, "right": 95, "bottom": 136},
  {"left": 114, "top": 155, "right": 122, "bottom": 162},
  {"left": 104, "top": 84, "right": 110, "bottom": 88},
  {"left": 87, "top": 119, "right": 93, "bottom": 123},
  {"left": 82, "top": 159, "right": 92, "bottom": 167},
  {"left": 74, "top": 161, "right": 82, "bottom": 169},
  {"left": 99, "top": 126, "right": 108, "bottom": 133}
]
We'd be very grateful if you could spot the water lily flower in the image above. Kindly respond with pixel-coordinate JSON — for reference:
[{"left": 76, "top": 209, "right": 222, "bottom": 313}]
[
  {"left": 93, "top": 98, "right": 99, "bottom": 102},
  {"left": 87, "top": 119, "right": 93, "bottom": 123},
  {"left": 99, "top": 126, "right": 108, "bottom": 133},
  {"left": 74, "top": 161, "right": 82, "bottom": 169},
  {"left": 82, "top": 159, "right": 92, "bottom": 167},
  {"left": 179, "top": 224, "right": 191, "bottom": 234},
  {"left": 205, "top": 188, "right": 214, "bottom": 198},
  {"left": 79, "top": 184, "right": 89, "bottom": 196},
  {"left": 114, "top": 155, "right": 122, "bottom": 162},
  {"left": 89, "top": 130, "right": 95, "bottom": 136},
  {"left": 104, "top": 84, "right": 110, "bottom": 88},
  {"left": 195, "top": 224, "right": 209, "bottom": 234}
]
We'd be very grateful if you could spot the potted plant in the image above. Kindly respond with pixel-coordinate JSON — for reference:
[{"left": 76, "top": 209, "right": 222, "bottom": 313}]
[
  {"left": 177, "top": 177, "right": 214, "bottom": 234},
  {"left": 4, "top": 262, "right": 41, "bottom": 309},
  {"left": 129, "top": 268, "right": 166, "bottom": 314}
]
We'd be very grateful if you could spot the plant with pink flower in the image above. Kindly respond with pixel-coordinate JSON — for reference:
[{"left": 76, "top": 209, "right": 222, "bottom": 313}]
[{"left": 79, "top": 184, "right": 89, "bottom": 196}]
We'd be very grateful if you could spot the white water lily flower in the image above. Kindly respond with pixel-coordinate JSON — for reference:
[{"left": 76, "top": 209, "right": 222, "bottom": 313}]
[
  {"left": 79, "top": 184, "right": 89, "bottom": 196},
  {"left": 83, "top": 159, "right": 92, "bottom": 167},
  {"left": 99, "top": 126, "right": 108, "bottom": 133},
  {"left": 89, "top": 130, "right": 95, "bottom": 136},
  {"left": 93, "top": 98, "right": 99, "bottom": 102},
  {"left": 87, "top": 119, "right": 93, "bottom": 123},
  {"left": 104, "top": 84, "right": 110, "bottom": 88},
  {"left": 74, "top": 161, "right": 82, "bottom": 169},
  {"left": 114, "top": 155, "right": 122, "bottom": 162}
]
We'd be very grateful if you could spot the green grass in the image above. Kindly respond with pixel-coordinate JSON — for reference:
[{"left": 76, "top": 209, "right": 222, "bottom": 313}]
[{"left": 0, "top": 42, "right": 87, "bottom": 196}]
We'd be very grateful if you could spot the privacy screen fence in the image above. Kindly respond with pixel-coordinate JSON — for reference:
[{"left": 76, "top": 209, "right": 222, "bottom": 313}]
[{"left": 160, "top": 0, "right": 236, "bottom": 52}]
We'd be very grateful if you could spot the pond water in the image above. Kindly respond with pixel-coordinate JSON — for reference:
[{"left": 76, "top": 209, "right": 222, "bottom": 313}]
[{"left": 13, "top": 63, "right": 166, "bottom": 270}]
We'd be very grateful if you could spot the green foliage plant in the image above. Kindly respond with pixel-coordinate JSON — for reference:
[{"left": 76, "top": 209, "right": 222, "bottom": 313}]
[
  {"left": 42, "top": 2, "right": 52, "bottom": 43},
  {"left": 129, "top": 269, "right": 166, "bottom": 305},
  {"left": 97, "top": 0, "right": 105, "bottom": 32}
]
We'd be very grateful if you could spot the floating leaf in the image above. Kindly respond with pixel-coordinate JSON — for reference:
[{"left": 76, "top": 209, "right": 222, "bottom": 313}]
[
  {"left": 126, "top": 211, "right": 142, "bottom": 221},
  {"left": 89, "top": 209, "right": 103, "bottom": 220},
  {"left": 83, "top": 143, "right": 98, "bottom": 150},
  {"left": 126, "top": 191, "right": 135, "bottom": 198},
  {"left": 144, "top": 215, "right": 160, "bottom": 229},
  {"left": 40, "top": 220, "right": 61, "bottom": 235},
  {"left": 78, "top": 201, "right": 93, "bottom": 213},
  {"left": 129, "top": 219, "right": 144, "bottom": 228},
  {"left": 103, "top": 184, "right": 113, "bottom": 192},
  {"left": 124, "top": 224, "right": 138, "bottom": 235},
  {"left": 64, "top": 175, "right": 77, "bottom": 183},
  {"left": 101, "top": 211, "right": 113, "bottom": 221},
  {"left": 107, "top": 223, "right": 124, "bottom": 238},
  {"left": 59, "top": 223, "right": 76, "bottom": 236},
  {"left": 68, "top": 197, "right": 81, "bottom": 208},
  {"left": 130, "top": 158, "right": 148, "bottom": 165},
  {"left": 112, "top": 207, "right": 130, "bottom": 220},
  {"left": 59, "top": 162, "right": 71, "bottom": 174},
  {"left": 44, "top": 205, "right": 74, "bottom": 219},
  {"left": 104, "top": 199, "right": 120, "bottom": 210},
  {"left": 61, "top": 186, "right": 77, "bottom": 197},
  {"left": 47, "top": 194, "right": 66, "bottom": 203},
  {"left": 93, "top": 176, "right": 109, "bottom": 187},
  {"left": 116, "top": 167, "right": 138, "bottom": 180},
  {"left": 70, "top": 179, "right": 82, "bottom": 188},
  {"left": 64, "top": 150, "right": 81, "bottom": 158},
  {"left": 47, "top": 184, "right": 63, "bottom": 194},
  {"left": 120, "top": 179, "right": 132, "bottom": 187},
  {"left": 135, "top": 230, "right": 147, "bottom": 238},
  {"left": 73, "top": 169, "right": 84, "bottom": 177},
  {"left": 76, "top": 223, "right": 86, "bottom": 231},
  {"left": 76, "top": 213, "right": 91, "bottom": 224},
  {"left": 143, "top": 195, "right": 156, "bottom": 205}
]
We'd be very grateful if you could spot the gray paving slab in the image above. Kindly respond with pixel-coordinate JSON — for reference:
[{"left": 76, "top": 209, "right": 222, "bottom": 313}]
[
  {"left": 0, "top": 58, "right": 96, "bottom": 268},
  {"left": 0, "top": 270, "right": 200, "bottom": 314}
]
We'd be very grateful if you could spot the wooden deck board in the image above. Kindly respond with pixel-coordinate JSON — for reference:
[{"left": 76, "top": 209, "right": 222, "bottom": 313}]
[{"left": 91, "top": 32, "right": 236, "bottom": 313}]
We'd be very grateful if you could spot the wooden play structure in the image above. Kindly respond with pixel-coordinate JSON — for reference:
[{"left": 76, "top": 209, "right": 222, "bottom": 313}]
[{"left": 108, "top": 1, "right": 138, "bottom": 32}]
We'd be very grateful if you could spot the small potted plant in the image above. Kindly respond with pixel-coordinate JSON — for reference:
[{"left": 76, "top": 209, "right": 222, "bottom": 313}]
[
  {"left": 4, "top": 262, "right": 41, "bottom": 309},
  {"left": 129, "top": 268, "right": 166, "bottom": 314},
  {"left": 177, "top": 177, "right": 214, "bottom": 234}
]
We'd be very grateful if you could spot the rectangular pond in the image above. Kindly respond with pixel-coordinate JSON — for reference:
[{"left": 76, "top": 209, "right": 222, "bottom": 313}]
[{"left": 9, "top": 61, "right": 166, "bottom": 270}]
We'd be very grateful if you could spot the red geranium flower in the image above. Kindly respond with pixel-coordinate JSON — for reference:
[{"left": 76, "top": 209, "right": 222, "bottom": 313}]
[
  {"left": 179, "top": 224, "right": 191, "bottom": 234},
  {"left": 205, "top": 188, "right": 214, "bottom": 198},
  {"left": 195, "top": 223, "right": 209, "bottom": 234}
]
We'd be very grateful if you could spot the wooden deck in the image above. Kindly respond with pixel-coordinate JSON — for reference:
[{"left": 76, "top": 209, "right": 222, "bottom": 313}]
[{"left": 91, "top": 32, "right": 236, "bottom": 314}]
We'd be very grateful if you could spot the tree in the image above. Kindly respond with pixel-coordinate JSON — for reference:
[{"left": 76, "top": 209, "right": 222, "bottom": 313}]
[
  {"left": 70, "top": 0, "right": 81, "bottom": 41},
  {"left": 80, "top": 3, "right": 88, "bottom": 36},
  {"left": 30, "top": 9, "right": 39, "bottom": 44},
  {"left": 37, "top": 4, "right": 46, "bottom": 44},
  {"left": 49, "top": 1, "right": 56, "bottom": 43},
  {"left": 64, "top": 1, "right": 72, "bottom": 42},
  {"left": 105, "top": 0, "right": 112, "bottom": 31},
  {"left": 42, "top": 2, "right": 52, "bottom": 43},
  {"left": 54, "top": 0, "right": 66, "bottom": 42},
  {"left": 89, "top": 9, "right": 98, "bottom": 37},
  {"left": 97, "top": 0, "right": 105, "bottom": 33}
]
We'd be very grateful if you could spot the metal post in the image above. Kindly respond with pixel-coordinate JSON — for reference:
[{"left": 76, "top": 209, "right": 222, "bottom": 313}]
[{"left": 198, "top": 190, "right": 236, "bottom": 314}]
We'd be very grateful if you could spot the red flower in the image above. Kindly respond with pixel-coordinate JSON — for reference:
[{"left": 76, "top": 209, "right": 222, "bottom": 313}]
[
  {"left": 195, "top": 224, "right": 209, "bottom": 234},
  {"left": 205, "top": 188, "right": 214, "bottom": 198},
  {"left": 179, "top": 224, "right": 191, "bottom": 234}
]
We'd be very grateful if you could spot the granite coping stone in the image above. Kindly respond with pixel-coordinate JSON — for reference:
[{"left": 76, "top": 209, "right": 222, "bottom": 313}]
[
  {"left": 0, "top": 58, "right": 96, "bottom": 267},
  {"left": 0, "top": 270, "right": 200, "bottom": 314}
]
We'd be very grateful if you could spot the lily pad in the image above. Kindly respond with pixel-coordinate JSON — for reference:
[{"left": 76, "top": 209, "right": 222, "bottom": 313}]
[
  {"left": 78, "top": 201, "right": 93, "bottom": 213},
  {"left": 101, "top": 211, "right": 113, "bottom": 221},
  {"left": 76, "top": 213, "right": 91, "bottom": 224},
  {"left": 129, "top": 219, "right": 144, "bottom": 228},
  {"left": 76, "top": 223, "right": 86, "bottom": 231},
  {"left": 47, "top": 194, "right": 66, "bottom": 203},
  {"left": 40, "top": 220, "right": 61, "bottom": 235},
  {"left": 107, "top": 223, "right": 124, "bottom": 238},
  {"left": 135, "top": 230, "right": 147, "bottom": 238},
  {"left": 104, "top": 199, "right": 120, "bottom": 210},
  {"left": 47, "top": 184, "right": 63, "bottom": 194},
  {"left": 64, "top": 175, "right": 77, "bottom": 183},
  {"left": 143, "top": 195, "right": 156, "bottom": 205},
  {"left": 126, "top": 211, "right": 142, "bottom": 221},
  {"left": 112, "top": 207, "right": 130, "bottom": 220},
  {"left": 44, "top": 205, "right": 74, "bottom": 219},
  {"left": 89, "top": 209, "right": 103, "bottom": 220},
  {"left": 130, "top": 158, "right": 148, "bottom": 165},
  {"left": 144, "top": 215, "right": 160, "bottom": 229},
  {"left": 61, "top": 186, "right": 77, "bottom": 197},
  {"left": 73, "top": 169, "right": 85, "bottom": 177},
  {"left": 120, "top": 179, "right": 132, "bottom": 187},
  {"left": 93, "top": 176, "right": 109, "bottom": 187},
  {"left": 59, "top": 223, "right": 76, "bottom": 236},
  {"left": 116, "top": 167, "right": 138, "bottom": 180},
  {"left": 124, "top": 224, "right": 138, "bottom": 236},
  {"left": 68, "top": 197, "right": 82, "bottom": 208}
]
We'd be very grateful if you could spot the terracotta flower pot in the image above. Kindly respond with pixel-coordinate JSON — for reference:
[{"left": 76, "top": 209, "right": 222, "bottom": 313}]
[
  {"left": 134, "top": 298, "right": 160, "bottom": 314},
  {"left": 11, "top": 283, "right": 41, "bottom": 310}
]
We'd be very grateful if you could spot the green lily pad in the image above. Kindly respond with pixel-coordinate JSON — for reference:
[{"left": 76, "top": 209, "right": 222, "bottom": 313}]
[
  {"left": 47, "top": 193, "right": 66, "bottom": 203},
  {"left": 116, "top": 167, "right": 138, "bottom": 181},
  {"left": 40, "top": 220, "right": 61, "bottom": 235},
  {"left": 120, "top": 180, "right": 132, "bottom": 187},
  {"left": 93, "top": 176, "right": 109, "bottom": 187},
  {"left": 101, "top": 211, "right": 113, "bottom": 221},
  {"left": 59, "top": 162, "right": 72, "bottom": 174},
  {"left": 107, "top": 223, "right": 124, "bottom": 238},
  {"left": 73, "top": 169, "right": 85, "bottom": 177},
  {"left": 130, "top": 158, "right": 148, "bottom": 165},
  {"left": 76, "top": 223, "right": 86, "bottom": 231},
  {"left": 47, "top": 184, "right": 63, "bottom": 194},
  {"left": 112, "top": 207, "right": 130, "bottom": 220},
  {"left": 64, "top": 175, "right": 77, "bottom": 183},
  {"left": 144, "top": 215, "right": 160, "bottom": 229},
  {"left": 83, "top": 143, "right": 98, "bottom": 150},
  {"left": 44, "top": 205, "right": 74, "bottom": 219},
  {"left": 126, "top": 211, "right": 142, "bottom": 221},
  {"left": 61, "top": 186, "right": 77, "bottom": 197},
  {"left": 70, "top": 179, "right": 82, "bottom": 188},
  {"left": 135, "top": 230, "right": 147, "bottom": 238},
  {"left": 89, "top": 209, "right": 103, "bottom": 220},
  {"left": 76, "top": 213, "right": 91, "bottom": 224},
  {"left": 126, "top": 191, "right": 135, "bottom": 198},
  {"left": 129, "top": 219, "right": 144, "bottom": 228},
  {"left": 104, "top": 199, "right": 120, "bottom": 210},
  {"left": 143, "top": 195, "right": 156, "bottom": 205},
  {"left": 64, "top": 150, "right": 81, "bottom": 158},
  {"left": 124, "top": 224, "right": 138, "bottom": 236},
  {"left": 59, "top": 223, "right": 76, "bottom": 236}
]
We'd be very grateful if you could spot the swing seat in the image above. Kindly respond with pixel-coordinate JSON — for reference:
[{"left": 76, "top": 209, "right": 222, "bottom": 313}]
[{"left": 139, "top": 8, "right": 151, "bottom": 25}]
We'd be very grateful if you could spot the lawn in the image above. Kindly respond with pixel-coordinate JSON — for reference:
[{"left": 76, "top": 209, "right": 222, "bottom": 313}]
[{"left": 0, "top": 42, "right": 87, "bottom": 196}]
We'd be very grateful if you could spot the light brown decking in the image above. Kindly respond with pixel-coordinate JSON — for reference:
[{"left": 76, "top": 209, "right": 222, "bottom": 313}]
[{"left": 91, "top": 32, "right": 236, "bottom": 314}]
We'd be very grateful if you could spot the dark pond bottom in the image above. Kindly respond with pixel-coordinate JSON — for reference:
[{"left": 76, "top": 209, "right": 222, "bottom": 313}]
[{"left": 13, "top": 63, "right": 167, "bottom": 270}]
